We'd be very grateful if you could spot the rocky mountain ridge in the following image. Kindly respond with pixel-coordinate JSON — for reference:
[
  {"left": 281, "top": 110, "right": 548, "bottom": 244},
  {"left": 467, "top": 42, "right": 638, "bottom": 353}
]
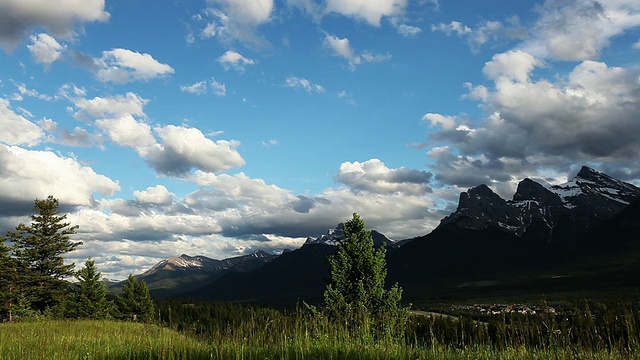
[{"left": 439, "top": 166, "right": 640, "bottom": 238}]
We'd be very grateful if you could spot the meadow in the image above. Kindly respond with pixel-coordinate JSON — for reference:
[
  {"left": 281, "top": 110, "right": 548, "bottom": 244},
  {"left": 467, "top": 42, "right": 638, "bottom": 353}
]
[{"left": 1, "top": 300, "right": 638, "bottom": 360}]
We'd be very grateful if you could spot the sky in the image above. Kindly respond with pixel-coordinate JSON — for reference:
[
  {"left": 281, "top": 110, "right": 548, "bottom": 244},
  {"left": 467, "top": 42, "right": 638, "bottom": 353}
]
[{"left": 1, "top": 0, "right": 639, "bottom": 279}]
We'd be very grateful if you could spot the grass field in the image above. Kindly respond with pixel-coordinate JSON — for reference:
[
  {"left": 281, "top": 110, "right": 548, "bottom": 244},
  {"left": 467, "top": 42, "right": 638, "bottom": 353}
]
[{"left": 1, "top": 319, "right": 637, "bottom": 360}]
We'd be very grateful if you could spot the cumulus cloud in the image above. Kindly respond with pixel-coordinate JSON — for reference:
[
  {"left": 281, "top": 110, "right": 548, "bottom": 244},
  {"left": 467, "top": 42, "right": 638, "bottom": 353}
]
[
  {"left": 325, "top": 0, "right": 407, "bottom": 27},
  {"left": 335, "top": 159, "right": 433, "bottom": 195},
  {"left": 323, "top": 33, "right": 391, "bottom": 69},
  {"left": 285, "top": 76, "right": 325, "bottom": 93},
  {"left": 0, "top": 98, "right": 44, "bottom": 146},
  {"left": 203, "top": 0, "right": 274, "bottom": 46},
  {"left": 147, "top": 125, "right": 245, "bottom": 176},
  {"left": 426, "top": 51, "right": 640, "bottom": 191},
  {"left": 39, "top": 118, "right": 94, "bottom": 147},
  {"left": 520, "top": 0, "right": 640, "bottom": 60},
  {"left": 94, "top": 48, "right": 174, "bottom": 83},
  {"left": 217, "top": 50, "right": 256, "bottom": 72},
  {"left": 432, "top": 18, "right": 526, "bottom": 53},
  {"left": 0, "top": 0, "right": 109, "bottom": 50},
  {"left": 0, "top": 144, "right": 119, "bottom": 215},
  {"left": 134, "top": 185, "right": 174, "bottom": 205},
  {"left": 73, "top": 92, "right": 148, "bottom": 120},
  {"left": 27, "top": 33, "right": 65, "bottom": 66}
]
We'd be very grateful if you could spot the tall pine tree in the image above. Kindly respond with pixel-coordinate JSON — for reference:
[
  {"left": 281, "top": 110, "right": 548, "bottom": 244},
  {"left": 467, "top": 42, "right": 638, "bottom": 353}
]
[
  {"left": 6, "top": 196, "right": 82, "bottom": 311},
  {"left": 116, "top": 274, "right": 155, "bottom": 322},
  {"left": 0, "top": 242, "right": 19, "bottom": 321},
  {"left": 67, "top": 258, "right": 112, "bottom": 319},
  {"left": 323, "top": 213, "right": 407, "bottom": 337}
]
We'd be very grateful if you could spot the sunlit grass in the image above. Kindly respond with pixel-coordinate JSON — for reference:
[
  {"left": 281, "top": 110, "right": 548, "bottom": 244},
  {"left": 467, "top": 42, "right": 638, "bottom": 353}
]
[{"left": 0, "top": 319, "right": 636, "bottom": 360}]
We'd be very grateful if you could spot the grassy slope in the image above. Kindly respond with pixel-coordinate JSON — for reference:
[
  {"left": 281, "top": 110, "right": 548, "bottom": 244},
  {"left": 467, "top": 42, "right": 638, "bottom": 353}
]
[{"left": 0, "top": 320, "right": 634, "bottom": 360}]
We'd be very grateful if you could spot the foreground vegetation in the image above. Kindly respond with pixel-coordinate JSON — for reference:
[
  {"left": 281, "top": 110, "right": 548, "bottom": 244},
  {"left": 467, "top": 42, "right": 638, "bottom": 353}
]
[{"left": 2, "top": 304, "right": 639, "bottom": 360}]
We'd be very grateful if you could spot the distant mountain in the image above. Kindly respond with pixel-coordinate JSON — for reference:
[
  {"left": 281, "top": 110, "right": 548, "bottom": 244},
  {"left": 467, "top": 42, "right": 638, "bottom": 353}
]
[
  {"left": 109, "top": 250, "right": 276, "bottom": 297},
  {"left": 135, "top": 166, "right": 640, "bottom": 304},
  {"left": 304, "top": 224, "right": 397, "bottom": 248},
  {"left": 439, "top": 166, "right": 640, "bottom": 244}
]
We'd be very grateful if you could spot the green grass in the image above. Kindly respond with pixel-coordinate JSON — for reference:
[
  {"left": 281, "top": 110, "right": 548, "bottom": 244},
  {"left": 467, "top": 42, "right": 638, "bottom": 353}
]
[{"left": 0, "top": 319, "right": 637, "bottom": 360}]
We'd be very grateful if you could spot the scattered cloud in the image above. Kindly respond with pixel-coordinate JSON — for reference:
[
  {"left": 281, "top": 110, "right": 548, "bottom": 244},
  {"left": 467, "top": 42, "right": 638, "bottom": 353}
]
[
  {"left": 323, "top": 33, "right": 391, "bottom": 69},
  {"left": 426, "top": 51, "right": 640, "bottom": 193},
  {"left": 217, "top": 50, "right": 256, "bottom": 72},
  {"left": 27, "top": 33, "right": 66, "bottom": 66},
  {"left": 203, "top": 0, "right": 274, "bottom": 46},
  {"left": 520, "top": 0, "right": 640, "bottom": 60},
  {"left": 39, "top": 118, "right": 94, "bottom": 147},
  {"left": 335, "top": 158, "right": 433, "bottom": 195},
  {"left": 181, "top": 79, "right": 227, "bottom": 96},
  {"left": 285, "top": 76, "right": 325, "bottom": 93},
  {"left": 147, "top": 125, "right": 245, "bottom": 176},
  {"left": 0, "top": 144, "right": 119, "bottom": 215},
  {"left": 324, "top": 0, "right": 408, "bottom": 27},
  {"left": 94, "top": 48, "right": 174, "bottom": 83},
  {"left": 432, "top": 18, "right": 526, "bottom": 53},
  {"left": 180, "top": 80, "right": 208, "bottom": 95},
  {"left": 0, "top": 98, "right": 44, "bottom": 146},
  {"left": 396, "top": 24, "right": 422, "bottom": 37},
  {"left": 0, "top": 0, "right": 109, "bottom": 50}
]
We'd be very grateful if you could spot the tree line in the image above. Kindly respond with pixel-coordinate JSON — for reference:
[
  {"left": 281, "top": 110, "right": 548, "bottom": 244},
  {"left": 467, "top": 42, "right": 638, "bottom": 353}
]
[{"left": 0, "top": 196, "right": 154, "bottom": 322}]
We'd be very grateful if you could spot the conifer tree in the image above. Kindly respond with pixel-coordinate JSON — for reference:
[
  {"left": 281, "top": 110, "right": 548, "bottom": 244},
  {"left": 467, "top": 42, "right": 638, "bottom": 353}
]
[
  {"left": 116, "top": 274, "right": 155, "bottom": 322},
  {"left": 0, "top": 242, "right": 19, "bottom": 321},
  {"left": 323, "top": 213, "right": 408, "bottom": 336},
  {"left": 5, "top": 196, "right": 82, "bottom": 311},
  {"left": 67, "top": 258, "right": 112, "bottom": 319}
]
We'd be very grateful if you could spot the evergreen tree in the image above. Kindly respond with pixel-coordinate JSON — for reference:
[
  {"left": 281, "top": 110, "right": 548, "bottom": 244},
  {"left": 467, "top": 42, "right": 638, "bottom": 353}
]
[
  {"left": 5, "top": 196, "right": 82, "bottom": 312},
  {"left": 323, "top": 213, "right": 408, "bottom": 336},
  {"left": 0, "top": 242, "right": 19, "bottom": 321},
  {"left": 116, "top": 274, "right": 155, "bottom": 322},
  {"left": 67, "top": 258, "right": 112, "bottom": 319}
]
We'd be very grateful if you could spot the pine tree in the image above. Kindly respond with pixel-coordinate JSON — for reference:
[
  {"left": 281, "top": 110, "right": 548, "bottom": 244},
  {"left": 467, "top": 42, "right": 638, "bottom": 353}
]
[
  {"left": 6, "top": 196, "right": 82, "bottom": 311},
  {"left": 0, "top": 242, "right": 19, "bottom": 321},
  {"left": 116, "top": 274, "right": 155, "bottom": 322},
  {"left": 323, "top": 213, "right": 408, "bottom": 336},
  {"left": 67, "top": 258, "right": 112, "bottom": 319}
]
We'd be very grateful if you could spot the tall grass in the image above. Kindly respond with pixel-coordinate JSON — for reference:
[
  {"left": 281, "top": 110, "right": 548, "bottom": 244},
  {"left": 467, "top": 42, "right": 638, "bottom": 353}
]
[{"left": 1, "top": 299, "right": 639, "bottom": 360}]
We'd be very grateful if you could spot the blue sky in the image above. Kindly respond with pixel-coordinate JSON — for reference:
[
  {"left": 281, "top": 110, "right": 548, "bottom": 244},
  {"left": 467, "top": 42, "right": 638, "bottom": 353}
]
[{"left": 1, "top": 0, "right": 639, "bottom": 279}]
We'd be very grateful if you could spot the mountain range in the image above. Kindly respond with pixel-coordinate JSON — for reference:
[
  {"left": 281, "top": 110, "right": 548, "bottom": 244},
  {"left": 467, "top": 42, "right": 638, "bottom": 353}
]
[{"left": 115, "top": 166, "right": 640, "bottom": 304}]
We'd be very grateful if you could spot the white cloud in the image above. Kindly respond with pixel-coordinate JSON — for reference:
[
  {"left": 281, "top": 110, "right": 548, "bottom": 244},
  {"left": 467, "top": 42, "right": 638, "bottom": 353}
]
[
  {"left": 217, "top": 50, "right": 256, "bottom": 72},
  {"left": 95, "top": 48, "right": 174, "bottom": 83},
  {"left": 0, "top": 144, "right": 120, "bottom": 211},
  {"left": 39, "top": 118, "right": 94, "bottom": 147},
  {"left": 428, "top": 55, "right": 640, "bottom": 189},
  {"left": 147, "top": 125, "right": 245, "bottom": 176},
  {"left": 27, "top": 33, "right": 65, "bottom": 66},
  {"left": 0, "top": 98, "right": 44, "bottom": 146},
  {"left": 325, "top": 0, "right": 407, "bottom": 27},
  {"left": 211, "top": 79, "right": 227, "bottom": 96},
  {"left": 520, "top": 0, "right": 640, "bottom": 60},
  {"left": 285, "top": 76, "right": 325, "bottom": 93},
  {"left": 335, "top": 158, "right": 433, "bottom": 195},
  {"left": 482, "top": 50, "right": 542, "bottom": 83},
  {"left": 180, "top": 79, "right": 226, "bottom": 96},
  {"left": 134, "top": 185, "right": 174, "bottom": 205},
  {"left": 422, "top": 113, "right": 457, "bottom": 130},
  {"left": 323, "top": 33, "right": 391, "bottom": 69},
  {"left": 73, "top": 92, "right": 148, "bottom": 120},
  {"left": 96, "top": 115, "right": 157, "bottom": 156},
  {"left": 0, "top": 0, "right": 109, "bottom": 50},
  {"left": 204, "top": 0, "right": 274, "bottom": 46},
  {"left": 180, "top": 81, "right": 208, "bottom": 95},
  {"left": 397, "top": 24, "right": 422, "bottom": 37},
  {"left": 432, "top": 19, "right": 526, "bottom": 53}
]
